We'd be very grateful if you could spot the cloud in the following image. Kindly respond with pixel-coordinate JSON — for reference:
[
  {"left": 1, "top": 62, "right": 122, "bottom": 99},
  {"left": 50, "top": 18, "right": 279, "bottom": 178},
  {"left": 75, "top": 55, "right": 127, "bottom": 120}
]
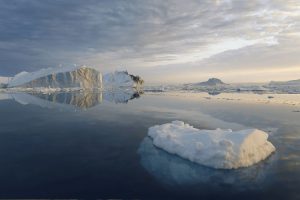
[{"left": 0, "top": 0, "right": 299, "bottom": 83}]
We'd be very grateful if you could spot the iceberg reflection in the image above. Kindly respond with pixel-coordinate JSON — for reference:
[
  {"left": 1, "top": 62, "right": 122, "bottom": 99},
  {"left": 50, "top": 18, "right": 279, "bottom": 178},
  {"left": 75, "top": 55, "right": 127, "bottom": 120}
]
[
  {"left": 7, "top": 89, "right": 142, "bottom": 109},
  {"left": 138, "top": 137, "right": 276, "bottom": 192}
]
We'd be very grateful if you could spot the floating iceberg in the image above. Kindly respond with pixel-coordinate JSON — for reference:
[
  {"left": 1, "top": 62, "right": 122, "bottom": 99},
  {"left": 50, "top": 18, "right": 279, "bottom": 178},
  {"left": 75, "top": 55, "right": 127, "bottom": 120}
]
[
  {"left": 148, "top": 121, "right": 275, "bottom": 169},
  {"left": 8, "top": 66, "right": 81, "bottom": 87},
  {"left": 8, "top": 66, "right": 102, "bottom": 89},
  {"left": 103, "top": 71, "right": 144, "bottom": 88},
  {"left": 6, "top": 66, "right": 143, "bottom": 89},
  {"left": 138, "top": 137, "right": 275, "bottom": 191}
]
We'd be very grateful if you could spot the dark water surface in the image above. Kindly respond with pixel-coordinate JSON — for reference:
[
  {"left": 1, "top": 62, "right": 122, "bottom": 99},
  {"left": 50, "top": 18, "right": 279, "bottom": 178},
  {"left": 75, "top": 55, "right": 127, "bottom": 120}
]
[{"left": 0, "top": 91, "right": 299, "bottom": 199}]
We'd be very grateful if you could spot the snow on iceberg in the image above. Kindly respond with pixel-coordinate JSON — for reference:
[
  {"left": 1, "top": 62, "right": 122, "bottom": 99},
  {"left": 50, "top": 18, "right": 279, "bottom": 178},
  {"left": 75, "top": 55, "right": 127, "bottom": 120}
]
[
  {"left": 148, "top": 121, "right": 275, "bottom": 169},
  {"left": 103, "top": 71, "right": 143, "bottom": 88}
]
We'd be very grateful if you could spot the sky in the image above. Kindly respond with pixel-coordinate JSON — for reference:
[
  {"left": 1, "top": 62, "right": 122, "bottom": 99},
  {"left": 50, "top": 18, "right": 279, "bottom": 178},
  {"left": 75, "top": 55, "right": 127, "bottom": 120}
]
[{"left": 0, "top": 0, "right": 300, "bottom": 84}]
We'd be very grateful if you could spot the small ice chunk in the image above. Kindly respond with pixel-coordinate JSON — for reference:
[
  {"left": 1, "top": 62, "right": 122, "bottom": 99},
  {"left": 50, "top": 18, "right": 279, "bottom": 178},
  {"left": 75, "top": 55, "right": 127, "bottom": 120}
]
[{"left": 148, "top": 121, "right": 276, "bottom": 169}]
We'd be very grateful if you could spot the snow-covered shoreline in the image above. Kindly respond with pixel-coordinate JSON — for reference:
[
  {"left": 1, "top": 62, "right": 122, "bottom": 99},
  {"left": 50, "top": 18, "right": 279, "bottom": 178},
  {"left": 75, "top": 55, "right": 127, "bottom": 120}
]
[{"left": 148, "top": 121, "right": 276, "bottom": 169}]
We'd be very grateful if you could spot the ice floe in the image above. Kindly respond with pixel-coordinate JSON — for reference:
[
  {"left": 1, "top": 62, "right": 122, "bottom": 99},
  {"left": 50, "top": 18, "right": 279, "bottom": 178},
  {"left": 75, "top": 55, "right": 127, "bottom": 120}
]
[
  {"left": 148, "top": 121, "right": 276, "bottom": 169},
  {"left": 138, "top": 137, "right": 275, "bottom": 191}
]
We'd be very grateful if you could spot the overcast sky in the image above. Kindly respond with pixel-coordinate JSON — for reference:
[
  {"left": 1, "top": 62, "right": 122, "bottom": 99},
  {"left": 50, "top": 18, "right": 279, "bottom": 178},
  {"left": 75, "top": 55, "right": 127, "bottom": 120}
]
[{"left": 0, "top": 0, "right": 300, "bottom": 84}]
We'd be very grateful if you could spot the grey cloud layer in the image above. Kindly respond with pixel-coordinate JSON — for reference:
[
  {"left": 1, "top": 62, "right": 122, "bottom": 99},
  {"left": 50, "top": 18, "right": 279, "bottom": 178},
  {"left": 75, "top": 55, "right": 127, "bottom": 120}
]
[{"left": 0, "top": 0, "right": 299, "bottom": 82}]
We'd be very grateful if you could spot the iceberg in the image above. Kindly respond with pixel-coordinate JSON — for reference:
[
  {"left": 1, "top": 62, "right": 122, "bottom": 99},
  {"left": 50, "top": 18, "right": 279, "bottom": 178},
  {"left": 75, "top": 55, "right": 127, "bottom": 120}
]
[
  {"left": 138, "top": 137, "right": 275, "bottom": 191},
  {"left": 8, "top": 66, "right": 102, "bottom": 89},
  {"left": 103, "top": 71, "right": 144, "bottom": 88},
  {"left": 148, "top": 121, "right": 275, "bottom": 169},
  {"left": 6, "top": 66, "right": 143, "bottom": 89},
  {"left": 8, "top": 66, "right": 80, "bottom": 87}
]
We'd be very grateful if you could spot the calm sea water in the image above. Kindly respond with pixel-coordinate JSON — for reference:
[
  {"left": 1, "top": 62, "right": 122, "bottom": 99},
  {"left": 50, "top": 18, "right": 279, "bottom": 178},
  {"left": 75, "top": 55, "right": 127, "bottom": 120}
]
[{"left": 0, "top": 91, "right": 299, "bottom": 199}]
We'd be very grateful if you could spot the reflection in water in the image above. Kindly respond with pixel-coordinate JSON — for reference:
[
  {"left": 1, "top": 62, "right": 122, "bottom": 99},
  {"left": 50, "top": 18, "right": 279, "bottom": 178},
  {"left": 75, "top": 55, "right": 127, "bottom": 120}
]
[
  {"left": 138, "top": 137, "right": 276, "bottom": 193},
  {"left": 103, "top": 90, "right": 142, "bottom": 104},
  {"left": 6, "top": 89, "right": 142, "bottom": 109},
  {"left": 208, "top": 91, "right": 221, "bottom": 96},
  {"left": 0, "top": 90, "right": 298, "bottom": 198},
  {"left": 33, "top": 92, "right": 103, "bottom": 109}
]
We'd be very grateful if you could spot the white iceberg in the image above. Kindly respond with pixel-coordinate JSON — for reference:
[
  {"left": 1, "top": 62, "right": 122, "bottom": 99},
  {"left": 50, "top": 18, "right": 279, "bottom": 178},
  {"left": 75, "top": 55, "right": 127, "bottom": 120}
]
[
  {"left": 148, "top": 121, "right": 275, "bottom": 169},
  {"left": 138, "top": 137, "right": 275, "bottom": 191},
  {"left": 8, "top": 66, "right": 81, "bottom": 87},
  {"left": 103, "top": 71, "right": 143, "bottom": 88},
  {"left": 7, "top": 65, "right": 103, "bottom": 89},
  {"left": 6, "top": 67, "right": 143, "bottom": 89}
]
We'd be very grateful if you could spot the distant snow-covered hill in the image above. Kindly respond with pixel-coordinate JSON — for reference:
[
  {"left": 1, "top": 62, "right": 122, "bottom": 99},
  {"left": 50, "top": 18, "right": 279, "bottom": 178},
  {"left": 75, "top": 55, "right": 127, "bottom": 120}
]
[
  {"left": 181, "top": 78, "right": 229, "bottom": 91},
  {"left": 194, "top": 78, "right": 226, "bottom": 86},
  {"left": 267, "top": 79, "right": 300, "bottom": 93},
  {"left": 269, "top": 79, "right": 300, "bottom": 86}
]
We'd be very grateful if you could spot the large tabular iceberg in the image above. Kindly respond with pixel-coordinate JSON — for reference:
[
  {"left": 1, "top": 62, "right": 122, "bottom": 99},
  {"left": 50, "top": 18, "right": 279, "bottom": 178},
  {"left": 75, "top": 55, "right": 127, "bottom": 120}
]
[
  {"left": 6, "top": 66, "right": 144, "bottom": 89},
  {"left": 8, "top": 66, "right": 102, "bottom": 88},
  {"left": 148, "top": 121, "right": 275, "bottom": 169}
]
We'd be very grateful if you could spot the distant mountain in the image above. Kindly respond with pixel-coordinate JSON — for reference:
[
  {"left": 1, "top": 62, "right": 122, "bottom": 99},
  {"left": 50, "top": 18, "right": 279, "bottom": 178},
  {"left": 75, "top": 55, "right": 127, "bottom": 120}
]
[{"left": 194, "top": 78, "right": 226, "bottom": 86}]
